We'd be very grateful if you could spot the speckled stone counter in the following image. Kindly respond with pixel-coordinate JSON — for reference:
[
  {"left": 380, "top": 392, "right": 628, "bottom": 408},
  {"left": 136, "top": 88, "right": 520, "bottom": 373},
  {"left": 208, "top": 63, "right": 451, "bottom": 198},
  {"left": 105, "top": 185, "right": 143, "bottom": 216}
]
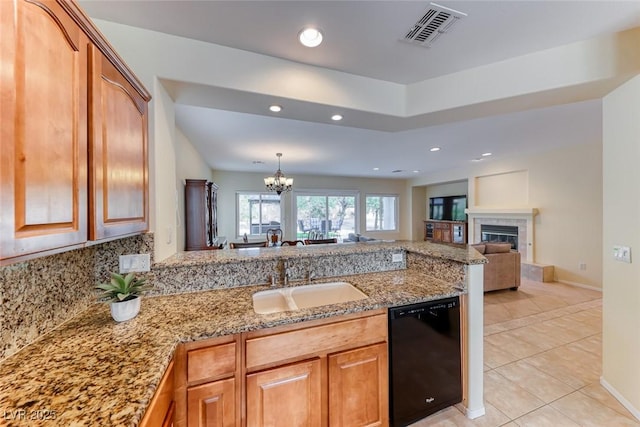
[
  {"left": 0, "top": 269, "right": 461, "bottom": 426},
  {"left": 0, "top": 241, "right": 484, "bottom": 426},
  {"left": 150, "top": 240, "right": 486, "bottom": 295},
  {"left": 156, "top": 240, "right": 486, "bottom": 267}
]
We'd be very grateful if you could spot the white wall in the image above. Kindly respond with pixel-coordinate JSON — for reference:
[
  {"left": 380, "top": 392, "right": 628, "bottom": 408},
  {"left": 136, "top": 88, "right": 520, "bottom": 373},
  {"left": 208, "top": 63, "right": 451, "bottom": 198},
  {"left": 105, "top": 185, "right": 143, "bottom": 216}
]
[
  {"left": 474, "top": 171, "right": 528, "bottom": 207},
  {"left": 152, "top": 80, "right": 178, "bottom": 261},
  {"left": 410, "top": 186, "right": 427, "bottom": 241},
  {"left": 411, "top": 141, "right": 603, "bottom": 288},
  {"left": 602, "top": 75, "right": 640, "bottom": 418},
  {"left": 89, "top": 19, "right": 627, "bottom": 264},
  {"left": 211, "top": 170, "right": 411, "bottom": 242},
  {"left": 425, "top": 181, "right": 468, "bottom": 207},
  {"left": 175, "top": 128, "right": 214, "bottom": 252}
]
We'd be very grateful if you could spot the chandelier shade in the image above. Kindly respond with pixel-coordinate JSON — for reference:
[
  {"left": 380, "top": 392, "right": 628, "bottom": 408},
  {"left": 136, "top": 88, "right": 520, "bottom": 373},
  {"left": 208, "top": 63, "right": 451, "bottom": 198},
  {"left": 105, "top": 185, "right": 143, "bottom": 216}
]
[{"left": 264, "top": 153, "right": 293, "bottom": 195}]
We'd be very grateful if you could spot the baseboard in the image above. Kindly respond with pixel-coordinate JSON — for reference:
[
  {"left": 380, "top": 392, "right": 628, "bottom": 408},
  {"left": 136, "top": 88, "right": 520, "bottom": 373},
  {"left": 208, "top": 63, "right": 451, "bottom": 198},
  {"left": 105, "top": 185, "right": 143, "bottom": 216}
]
[
  {"left": 465, "top": 405, "right": 486, "bottom": 419},
  {"left": 600, "top": 376, "right": 640, "bottom": 421},
  {"left": 556, "top": 279, "right": 602, "bottom": 292}
]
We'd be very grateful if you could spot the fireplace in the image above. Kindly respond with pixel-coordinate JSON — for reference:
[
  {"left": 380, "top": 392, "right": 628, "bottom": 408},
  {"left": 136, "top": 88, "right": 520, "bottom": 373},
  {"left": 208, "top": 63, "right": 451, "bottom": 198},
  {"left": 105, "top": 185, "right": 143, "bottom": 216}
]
[
  {"left": 481, "top": 225, "right": 518, "bottom": 250},
  {"left": 465, "top": 208, "right": 538, "bottom": 263}
]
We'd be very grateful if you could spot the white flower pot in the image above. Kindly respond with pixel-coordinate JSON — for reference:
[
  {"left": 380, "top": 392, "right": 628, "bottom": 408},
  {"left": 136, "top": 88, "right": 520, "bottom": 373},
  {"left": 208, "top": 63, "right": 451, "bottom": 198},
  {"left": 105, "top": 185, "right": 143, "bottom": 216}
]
[{"left": 110, "top": 297, "right": 141, "bottom": 322}]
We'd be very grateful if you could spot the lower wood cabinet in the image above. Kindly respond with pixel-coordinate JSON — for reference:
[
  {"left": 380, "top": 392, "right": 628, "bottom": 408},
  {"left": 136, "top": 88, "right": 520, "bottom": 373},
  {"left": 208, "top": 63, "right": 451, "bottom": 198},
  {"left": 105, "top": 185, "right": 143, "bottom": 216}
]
[
  {"left": 139, "top": 359, "right": 175, "bottom": 427},
  {"left": 246, "top": 359, "right": 322, "bottom": 427},
  {"left": 165, "top": 309, "right": 388, "bottom": 427},
  {"left": 329, "top": 343, "right": 388, "bottom": 426},
  {"left": 187, "top": 378, "right": 236, "bottom": 427},
  {"left": 244, "top": 309, "right": 388, "bottom": 427},
  {"left": 174, "top": 335, "right": 240, "bottom": 427}
]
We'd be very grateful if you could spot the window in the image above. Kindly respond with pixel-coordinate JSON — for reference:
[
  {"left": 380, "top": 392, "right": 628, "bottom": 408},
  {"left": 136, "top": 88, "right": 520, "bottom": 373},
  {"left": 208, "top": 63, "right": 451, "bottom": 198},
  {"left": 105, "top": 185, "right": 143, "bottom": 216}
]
[
  {"left": 295, "top": 192, "right": 358, "bottom": 239},
  {"left": 237, "top": 193, "right": 282, "bottom": 236},
  {"left": 365, "top": 195, "right": 398, "bottom": 231}
]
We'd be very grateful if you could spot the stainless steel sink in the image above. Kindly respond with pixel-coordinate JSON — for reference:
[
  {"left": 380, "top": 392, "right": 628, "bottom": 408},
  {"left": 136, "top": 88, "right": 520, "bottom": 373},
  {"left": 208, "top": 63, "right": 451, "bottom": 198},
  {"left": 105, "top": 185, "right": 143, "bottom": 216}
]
[{"left": 252, "top": 282, "right": 368, "bottom": 314}]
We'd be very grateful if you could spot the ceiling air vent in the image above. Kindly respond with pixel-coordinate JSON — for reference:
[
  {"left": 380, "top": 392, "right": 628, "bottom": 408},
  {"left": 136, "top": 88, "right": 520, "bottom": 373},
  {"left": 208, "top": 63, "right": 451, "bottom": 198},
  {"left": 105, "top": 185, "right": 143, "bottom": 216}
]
[{"left": 403, "top": 2, "right": 466, "bottom": 48}]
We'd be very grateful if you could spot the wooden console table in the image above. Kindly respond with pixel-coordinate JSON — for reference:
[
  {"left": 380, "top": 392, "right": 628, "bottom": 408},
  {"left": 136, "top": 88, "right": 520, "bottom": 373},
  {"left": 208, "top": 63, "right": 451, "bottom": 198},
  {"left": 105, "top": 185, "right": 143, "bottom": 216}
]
[{"left": 424, "top": 220, "right": 467, "bottom": 244}]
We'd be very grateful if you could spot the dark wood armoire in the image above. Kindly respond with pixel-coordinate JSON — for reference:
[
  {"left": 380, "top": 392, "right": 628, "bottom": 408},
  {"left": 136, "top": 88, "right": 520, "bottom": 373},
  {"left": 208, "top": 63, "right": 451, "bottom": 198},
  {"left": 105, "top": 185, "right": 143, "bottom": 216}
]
[{"left": 185, "top": 179, "right": 219, "bottom": 251}]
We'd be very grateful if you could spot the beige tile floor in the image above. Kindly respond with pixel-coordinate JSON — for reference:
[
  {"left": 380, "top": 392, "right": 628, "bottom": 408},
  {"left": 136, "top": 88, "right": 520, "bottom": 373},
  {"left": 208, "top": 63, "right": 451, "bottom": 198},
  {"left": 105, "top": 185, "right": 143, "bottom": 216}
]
[{"left": 410, "top": 279, "right": 640, "bottom": 426}]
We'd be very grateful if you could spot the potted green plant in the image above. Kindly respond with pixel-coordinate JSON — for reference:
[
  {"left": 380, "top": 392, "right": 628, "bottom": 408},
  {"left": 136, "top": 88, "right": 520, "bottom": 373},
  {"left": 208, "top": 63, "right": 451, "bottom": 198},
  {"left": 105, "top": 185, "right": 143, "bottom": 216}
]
[{"left": 96, "top": 272, "right": 152, "bottom": 322}]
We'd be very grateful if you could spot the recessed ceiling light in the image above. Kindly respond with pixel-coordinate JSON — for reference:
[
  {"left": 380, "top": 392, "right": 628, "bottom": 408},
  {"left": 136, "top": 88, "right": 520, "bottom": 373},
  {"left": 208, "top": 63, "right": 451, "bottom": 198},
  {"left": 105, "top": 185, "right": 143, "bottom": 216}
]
[
  {"left": 299, "top": 27, "right": 323, "bottom": 47},
  {"left": 430, "top": 147, "right": 441, "bottom": 152},
  {"left": 253, "top": 160, "right": 264, "bottom": 164},
  {"left": 269, "top": 105, "right": 282, "bottom": 112},
  {"left": 373, "top": 167, "right": 380, "bottom": 171},
  {"left": 471, "top": 158, "right": 483, "bottom": 162},
  {"left": 482, "top": 152, "right": 492, "bottom": 157},
  {"left": 413, "top": 170, "right": 420, "bottom": 173},
  {"left": 331, "top": 114, "right": 343, "bottom": 121}
]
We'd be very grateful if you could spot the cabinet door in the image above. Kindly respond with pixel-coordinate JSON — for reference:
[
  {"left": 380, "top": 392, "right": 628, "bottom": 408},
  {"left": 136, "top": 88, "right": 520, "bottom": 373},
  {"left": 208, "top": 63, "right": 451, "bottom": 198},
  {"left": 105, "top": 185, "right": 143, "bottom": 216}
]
[
  {"left": 1, "top": 0, "right": 88, "bottom": 260},
  {"left": 187, "top": 377, "right": 236, "bottom": 427},
  {"left": 246, "top": 359, "right": 322, "bottom": 427},
  {"left": 89, "top": 45, "right": 148, "bottom": 240},
  {"left": 452, "top": 224, "right": 466, "bottom": 244},
  {"left": 162, "top": 401, "right": 175, "bottom": 427},
  {"left": 328, "top": 344, "right": 388, "bottom": 427},
  {"left": 140, "top": 360, "right": 175, "bottom": 427}
]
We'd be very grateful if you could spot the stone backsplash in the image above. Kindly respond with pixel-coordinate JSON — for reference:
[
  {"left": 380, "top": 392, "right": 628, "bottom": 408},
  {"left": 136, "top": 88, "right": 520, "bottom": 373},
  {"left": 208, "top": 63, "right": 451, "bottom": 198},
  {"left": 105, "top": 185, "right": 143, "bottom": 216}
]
[
  {"left": 0, "top": 234, "right": 154, "bottom": 362},
  {"left": 151, "top": 249, "right": 407, "bottom": 295}
]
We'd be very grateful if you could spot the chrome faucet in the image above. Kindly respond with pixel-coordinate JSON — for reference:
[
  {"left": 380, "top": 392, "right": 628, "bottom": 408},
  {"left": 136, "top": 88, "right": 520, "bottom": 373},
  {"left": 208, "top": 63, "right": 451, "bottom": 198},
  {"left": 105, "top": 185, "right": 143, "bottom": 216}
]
[
  {"left": 283, "top": 260, "right": 291, "bottom": 286},
  {"left": 308, "top": 260, "right": 316, "bottom": 284}
]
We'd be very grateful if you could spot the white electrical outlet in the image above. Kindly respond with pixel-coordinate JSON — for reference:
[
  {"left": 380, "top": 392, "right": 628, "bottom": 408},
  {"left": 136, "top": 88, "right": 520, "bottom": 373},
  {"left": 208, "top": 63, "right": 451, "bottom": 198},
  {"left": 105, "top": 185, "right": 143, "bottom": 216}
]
[
  {"left": 613, "top": 246, "right": 632, "bottom": 263},
  {"left": 392, "top": 253, "right": 403, "bottom": 263},
  {"left": 119, "top": 254, "right": 151, "bottom": 273},
  {"left": 579, "top": 262, "right": 587, "bottom": 271}
]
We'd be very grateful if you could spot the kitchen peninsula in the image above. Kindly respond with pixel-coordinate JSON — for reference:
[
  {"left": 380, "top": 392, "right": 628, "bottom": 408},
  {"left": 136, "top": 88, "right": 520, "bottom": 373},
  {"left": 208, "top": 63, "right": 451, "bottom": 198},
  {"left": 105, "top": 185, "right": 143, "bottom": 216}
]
[{"left": 0, "top": 241, "right": 486, "bottom": 426}]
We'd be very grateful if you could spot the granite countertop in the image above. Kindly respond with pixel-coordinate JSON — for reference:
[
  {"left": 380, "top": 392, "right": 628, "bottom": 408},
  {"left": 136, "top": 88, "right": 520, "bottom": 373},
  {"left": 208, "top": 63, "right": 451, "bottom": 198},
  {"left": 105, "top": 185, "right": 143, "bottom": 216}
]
[
  {"left": 156, "top": 240, "right": 487, "bottom": 268},
  {"left": 0, "top": 268, "right": 462, "bottom": 426}
]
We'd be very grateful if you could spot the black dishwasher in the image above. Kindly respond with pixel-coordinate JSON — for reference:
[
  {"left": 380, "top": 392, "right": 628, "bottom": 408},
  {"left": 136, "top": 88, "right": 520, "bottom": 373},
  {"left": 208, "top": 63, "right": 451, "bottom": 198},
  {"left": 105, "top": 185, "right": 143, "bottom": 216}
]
[{"left": 388, "top": 296, "right": 461, "bottom": 427}]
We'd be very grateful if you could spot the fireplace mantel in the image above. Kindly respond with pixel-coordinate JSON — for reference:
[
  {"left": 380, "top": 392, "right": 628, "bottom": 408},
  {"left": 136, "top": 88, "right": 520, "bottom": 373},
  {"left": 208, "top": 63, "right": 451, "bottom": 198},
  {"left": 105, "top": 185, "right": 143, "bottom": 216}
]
[
  {"left": 465, "top": 207, "right": 538, "bottom": 262},
  {"left": 465, "top": 208, "right": 539, "bottom": 217}
]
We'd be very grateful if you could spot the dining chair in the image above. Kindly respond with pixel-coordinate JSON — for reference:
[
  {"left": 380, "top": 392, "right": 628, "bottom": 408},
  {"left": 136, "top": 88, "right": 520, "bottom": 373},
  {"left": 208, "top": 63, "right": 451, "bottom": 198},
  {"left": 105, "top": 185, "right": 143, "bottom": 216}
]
[
  {"left": 303, "top": 238, "right": 338, "bottom": 245},
  {"left": 281, "top": 240, "right": 305, "bottom": 246},
  {"left": 229, "top": 241, "right": 269, "bottom": 249},
  {"left": 266, "top": 228, "right": 283, "bottom": 246}
]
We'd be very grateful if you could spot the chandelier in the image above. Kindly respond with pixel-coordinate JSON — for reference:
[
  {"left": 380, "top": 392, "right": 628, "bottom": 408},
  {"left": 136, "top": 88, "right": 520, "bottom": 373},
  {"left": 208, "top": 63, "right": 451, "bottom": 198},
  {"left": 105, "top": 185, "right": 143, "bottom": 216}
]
[{"left": 264, "top": 153, "right": 293, "bottom": 195}]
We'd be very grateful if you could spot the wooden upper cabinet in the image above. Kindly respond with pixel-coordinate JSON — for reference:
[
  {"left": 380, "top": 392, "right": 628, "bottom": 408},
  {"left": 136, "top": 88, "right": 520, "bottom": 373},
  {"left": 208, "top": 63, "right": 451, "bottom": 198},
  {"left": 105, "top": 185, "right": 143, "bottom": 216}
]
[
  {"left": 89, "top": 45, "right": 149, "bottom": 240},
  {"left": 1, "top": 0, "right": 150, "bottom": 262},
  {"left": 1, "top": 0, "right": 88, "bottom": 260}
]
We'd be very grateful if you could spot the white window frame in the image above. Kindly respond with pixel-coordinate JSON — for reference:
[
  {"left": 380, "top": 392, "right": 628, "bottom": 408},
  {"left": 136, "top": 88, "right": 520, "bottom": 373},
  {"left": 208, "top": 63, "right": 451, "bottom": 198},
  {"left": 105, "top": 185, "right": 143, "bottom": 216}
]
[
  {"left": 364, "top": 193, "right": 399, "bottom": 232},
  {"left": 236, "top": 191, "right": 284, "bottom": 238},
  {"left": 292, "top": 189, "right": 360, "bottom": 237}
]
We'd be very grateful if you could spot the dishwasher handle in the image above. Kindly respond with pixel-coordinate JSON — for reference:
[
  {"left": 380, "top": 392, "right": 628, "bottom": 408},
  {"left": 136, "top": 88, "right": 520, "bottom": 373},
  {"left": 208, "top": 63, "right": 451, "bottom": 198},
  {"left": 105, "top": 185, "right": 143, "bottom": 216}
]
[{"left": 389, "top": 297, "right": 458, "bottom": 320}]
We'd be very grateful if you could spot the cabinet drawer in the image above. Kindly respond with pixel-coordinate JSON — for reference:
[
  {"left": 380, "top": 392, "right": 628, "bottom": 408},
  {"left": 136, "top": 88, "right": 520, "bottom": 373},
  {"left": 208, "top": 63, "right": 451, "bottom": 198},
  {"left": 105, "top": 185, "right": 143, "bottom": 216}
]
[
  {"left": 246, "top": 314, "right": 387, "bottom": 371},
  {"left": 187, "top": 342, "right": 236, "bottom": 384}
]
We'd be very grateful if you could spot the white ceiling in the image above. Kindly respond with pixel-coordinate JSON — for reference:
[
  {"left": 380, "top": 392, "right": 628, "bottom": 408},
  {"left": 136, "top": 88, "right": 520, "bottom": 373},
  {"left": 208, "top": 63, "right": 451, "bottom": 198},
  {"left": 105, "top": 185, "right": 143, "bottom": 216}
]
[{"left": 80, "top": 0, "right": 640, "bottom": 179}]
